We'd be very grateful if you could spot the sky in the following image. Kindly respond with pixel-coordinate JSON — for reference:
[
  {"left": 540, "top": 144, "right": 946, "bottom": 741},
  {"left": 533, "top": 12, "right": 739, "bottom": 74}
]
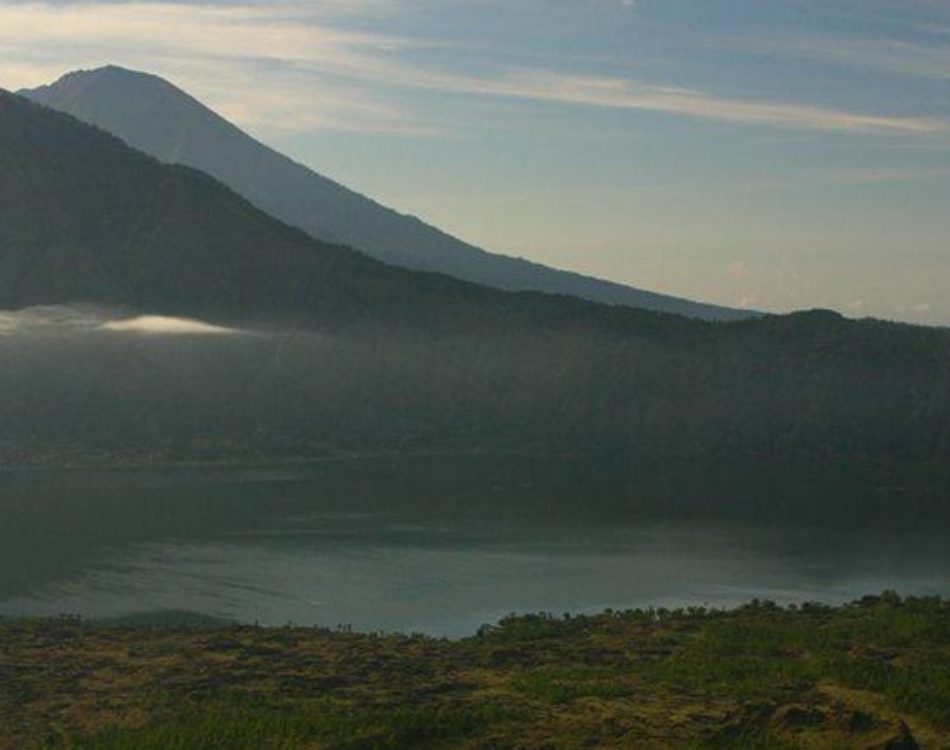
[{"left": 1, "top": 0, "right": 949, "bottom": 323}]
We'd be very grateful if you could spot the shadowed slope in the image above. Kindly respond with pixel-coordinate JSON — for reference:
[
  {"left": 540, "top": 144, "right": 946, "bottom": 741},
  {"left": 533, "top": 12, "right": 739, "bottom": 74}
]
[
  {"left": 22, "top": 65, "right": 752, "bottom": 321},
  {"left": 0, "top": 88, "right": 640, "bottom": 332}
]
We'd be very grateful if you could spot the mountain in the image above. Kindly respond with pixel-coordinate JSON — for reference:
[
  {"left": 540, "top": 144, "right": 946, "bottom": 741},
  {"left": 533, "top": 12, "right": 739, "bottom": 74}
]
[
  {"left": 0, "top": 87, "right": 635, "bottom": 332},
  {"left": 20, "top": 65, "right": 752, "bottom": 322},
  {"left": 1, "top": 88, "right": 949, "bottom": 482}
]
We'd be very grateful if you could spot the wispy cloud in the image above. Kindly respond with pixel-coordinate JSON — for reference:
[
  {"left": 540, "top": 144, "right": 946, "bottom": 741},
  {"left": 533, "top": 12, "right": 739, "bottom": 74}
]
[
  {"left": 0, "top": 1, "right": 941, "bottom": 136},
  {"left": 452, "top": 70, "right": 942, "bottom": 133},
  {"left": 0, "top": 1, "right": 435, "bottom": 135},
  {"left": 808, "top": 166, "right": 950, "bottom": 185},
  {"left": 739, "top": 34, "right": 950, "bottom": 83}
]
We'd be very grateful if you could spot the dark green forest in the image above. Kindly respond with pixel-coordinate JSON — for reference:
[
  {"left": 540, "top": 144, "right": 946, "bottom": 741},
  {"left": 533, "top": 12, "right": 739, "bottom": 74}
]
[{"left": 1, "top": 91, "right": 949, "bottom": 487}]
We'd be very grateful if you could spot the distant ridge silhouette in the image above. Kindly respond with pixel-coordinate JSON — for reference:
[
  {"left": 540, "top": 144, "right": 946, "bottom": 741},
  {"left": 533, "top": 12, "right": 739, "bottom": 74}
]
[
  {"left": 22, "top": 65, "right": 754, "bottom": 321},
  {"left": 0, "top": 88, "right": 694, "bottom": 332}
]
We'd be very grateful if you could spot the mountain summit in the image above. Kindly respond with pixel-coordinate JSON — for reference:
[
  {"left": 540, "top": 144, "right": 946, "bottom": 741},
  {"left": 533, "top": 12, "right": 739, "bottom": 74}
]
[{"left": 22, "top": 66, "right": 751, "bottom": 321}]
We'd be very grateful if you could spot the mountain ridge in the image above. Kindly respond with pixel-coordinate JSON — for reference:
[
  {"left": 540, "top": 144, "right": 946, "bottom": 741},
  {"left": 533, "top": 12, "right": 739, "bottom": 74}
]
[
  {"left": 0, "top": 87, "right": 702, "bottom": 335},
  {"left": 3, "top": 86, "right": 949, "bottom": 471},
  {"left": 21, "top": 65, "right": 754, "bottom": 322}
]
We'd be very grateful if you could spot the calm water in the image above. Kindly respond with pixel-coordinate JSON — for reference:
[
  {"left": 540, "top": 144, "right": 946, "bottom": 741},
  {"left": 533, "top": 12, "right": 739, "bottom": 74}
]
[{"left": 1, "top": 458, "right": 948, "bottom": 637}]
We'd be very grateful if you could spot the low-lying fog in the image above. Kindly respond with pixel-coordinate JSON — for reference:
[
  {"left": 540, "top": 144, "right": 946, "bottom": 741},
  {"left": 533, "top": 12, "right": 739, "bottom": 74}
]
[
  {"left": 0, "top": 303, "right": 576, "bottom": 463},
  {"left": 0, "top": 304, "right": 382, "bottom": 460},
  {"left": 1, "top": 304, "right": 946, "bottom": 531},
  {"left": 0, "top": 305, "right": 243, "bottom": 337}
]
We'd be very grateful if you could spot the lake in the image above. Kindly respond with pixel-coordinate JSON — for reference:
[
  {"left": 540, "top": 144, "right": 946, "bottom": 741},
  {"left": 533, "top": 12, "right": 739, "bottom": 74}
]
[{"left": 1, "top": 456, "right": 948, "bottom": 637}]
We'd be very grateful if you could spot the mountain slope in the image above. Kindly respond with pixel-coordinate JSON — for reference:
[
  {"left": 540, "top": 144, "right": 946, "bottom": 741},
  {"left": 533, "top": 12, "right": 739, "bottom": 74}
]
[
  {"left": 2, "top": 88, "right": 949, "bottom": 476},
  {"left": 0, "top": 88, "right": 636, "bottom": 332},
  {"left": 21, "top": 66, "right": 751, "bottom": 321}
]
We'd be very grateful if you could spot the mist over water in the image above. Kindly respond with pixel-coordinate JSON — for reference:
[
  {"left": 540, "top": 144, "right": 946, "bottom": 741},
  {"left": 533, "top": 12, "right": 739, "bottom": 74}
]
[{"left": 1, "top": 462, "right": 948, "bottom": 637}]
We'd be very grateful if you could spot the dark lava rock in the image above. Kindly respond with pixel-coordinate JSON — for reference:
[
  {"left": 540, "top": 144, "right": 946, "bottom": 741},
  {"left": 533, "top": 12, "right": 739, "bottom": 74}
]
[
  {"left": 876, "top": 720, "right": 921, "bottom": 750},
  {"left": 841, "top": 709, "right": 876, "bottom": 733},
  {"left": 775, "top": 704, "right": 825, "bottom": 729}
]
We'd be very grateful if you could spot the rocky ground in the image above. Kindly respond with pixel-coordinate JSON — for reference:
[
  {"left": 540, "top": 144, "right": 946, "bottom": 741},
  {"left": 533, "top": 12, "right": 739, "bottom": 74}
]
[{"left": 1, "top": 594, "right": 948, "bottom": 749}]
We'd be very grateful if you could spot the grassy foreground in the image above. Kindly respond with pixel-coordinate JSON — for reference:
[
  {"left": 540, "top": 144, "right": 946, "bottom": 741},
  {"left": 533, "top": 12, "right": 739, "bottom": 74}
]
[{"left": 2, "top": 594, "right": 949, "bottom": 749}]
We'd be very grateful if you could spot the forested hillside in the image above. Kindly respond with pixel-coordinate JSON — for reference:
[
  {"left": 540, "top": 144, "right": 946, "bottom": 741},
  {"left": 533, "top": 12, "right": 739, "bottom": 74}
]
[{"left": 1, "top": 91, "right": 948, "bottom": 477}]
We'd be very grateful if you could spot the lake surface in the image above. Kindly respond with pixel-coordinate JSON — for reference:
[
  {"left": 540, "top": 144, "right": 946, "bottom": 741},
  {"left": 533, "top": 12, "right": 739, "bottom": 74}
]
[{"left": 1, "top": 457, "right": 948, "bottom": 637}]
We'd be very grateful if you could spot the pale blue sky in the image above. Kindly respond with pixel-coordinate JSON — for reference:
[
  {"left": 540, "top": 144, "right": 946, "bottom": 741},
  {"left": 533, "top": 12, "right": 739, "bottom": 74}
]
[{"left": 1, "top": 0, "right": 949, "bottom": 322}]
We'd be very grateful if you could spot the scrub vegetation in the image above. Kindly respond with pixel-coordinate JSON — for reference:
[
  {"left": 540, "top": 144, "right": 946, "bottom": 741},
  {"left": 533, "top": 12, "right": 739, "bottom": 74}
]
[
  {"left": 2, "top": 92, "right": 950, "bottom": 480},
  {"left": 2, "top": 594, "right": 948, "bottom": 749}
]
